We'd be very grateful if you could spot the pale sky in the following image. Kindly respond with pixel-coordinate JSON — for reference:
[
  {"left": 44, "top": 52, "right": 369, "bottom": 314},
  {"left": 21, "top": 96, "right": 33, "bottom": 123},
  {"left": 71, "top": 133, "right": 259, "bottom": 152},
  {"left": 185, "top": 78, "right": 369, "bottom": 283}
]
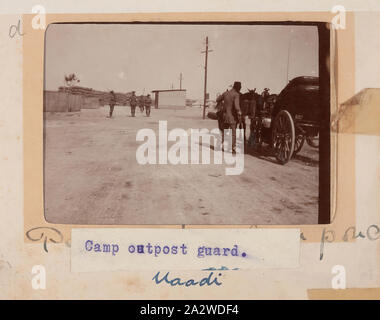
[{"left": 45, "top": 23, "right": 319, "bottom": 100}]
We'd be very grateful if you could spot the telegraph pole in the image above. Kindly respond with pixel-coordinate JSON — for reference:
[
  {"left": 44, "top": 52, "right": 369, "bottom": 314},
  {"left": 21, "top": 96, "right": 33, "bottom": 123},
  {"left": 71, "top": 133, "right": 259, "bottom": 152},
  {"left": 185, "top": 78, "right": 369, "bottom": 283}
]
[
  {"left": 201, "top": 36, "right": 213, "bottom": 119},
  {"left": 179, "top": 73, "right": 183, "bottom": 90},
  {"left": 286, "top": 33, "right": 294, "bottom": 84},
  {"left": 286, "top": 39, "right": 291, "bottom": 84}
]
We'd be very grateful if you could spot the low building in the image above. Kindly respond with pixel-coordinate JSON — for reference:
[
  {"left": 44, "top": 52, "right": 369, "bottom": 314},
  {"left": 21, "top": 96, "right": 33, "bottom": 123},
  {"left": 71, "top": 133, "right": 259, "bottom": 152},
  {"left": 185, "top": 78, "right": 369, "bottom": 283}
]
[
  {"left": 151, "top": 89, "right": 186, "bottom": 109},
  {"left": 44, "top": 90, "right": 83, "bottom": 112},
  {"left": 44, "top": 86, "right": 133, "bottom": 112}
]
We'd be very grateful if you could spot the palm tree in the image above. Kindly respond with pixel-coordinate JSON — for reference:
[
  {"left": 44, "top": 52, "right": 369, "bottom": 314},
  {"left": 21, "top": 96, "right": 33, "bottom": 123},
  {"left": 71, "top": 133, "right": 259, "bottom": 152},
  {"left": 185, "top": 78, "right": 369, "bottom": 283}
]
[{"left": 64, "top": 73, "right": 80, "bottom": 87}]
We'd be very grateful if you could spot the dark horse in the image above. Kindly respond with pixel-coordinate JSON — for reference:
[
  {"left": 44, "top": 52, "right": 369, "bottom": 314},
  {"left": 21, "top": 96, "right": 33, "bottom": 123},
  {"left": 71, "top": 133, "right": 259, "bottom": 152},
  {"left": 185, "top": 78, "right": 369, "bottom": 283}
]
[
  {"left": 239, "top": 89, "right": 278, "bottom": 142},
  {"left": 239, "top": 89, "right": 264, "bottom": 141}
]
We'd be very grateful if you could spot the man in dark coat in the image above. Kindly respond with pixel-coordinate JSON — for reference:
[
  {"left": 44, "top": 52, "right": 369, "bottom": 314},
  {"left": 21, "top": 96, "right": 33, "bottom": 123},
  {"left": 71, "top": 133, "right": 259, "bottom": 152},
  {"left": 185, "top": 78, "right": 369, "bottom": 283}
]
[
  {"left": 108, "top": 90, "right": 116, "bottom": 118},
  {"left": 130, "top": 91, "right": 137, "bottom": 117},
  {"left": 216, "top": 81, "right": 242, "bottom": 153},
  {"left": 138, "top": 95, "right": 145, "bottom": 113},
  {"left": 144, "top": 94, "right": 152, "bottom": 117}
]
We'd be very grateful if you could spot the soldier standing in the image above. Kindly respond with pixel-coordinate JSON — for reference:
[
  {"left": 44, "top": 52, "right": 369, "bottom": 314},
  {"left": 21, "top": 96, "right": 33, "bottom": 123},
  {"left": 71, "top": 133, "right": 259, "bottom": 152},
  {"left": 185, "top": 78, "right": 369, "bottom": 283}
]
[
  {"left": 130, "top": 91, "right": 137, "bottom": 117},
  {"left": 144, "top": 94, "right": 152, "bottom": 117},
  {"left": 216, "top": 81, "right": 242, "bottom": 153},
  {"left": 107, "top": 90, "right": 116, "bottom": 118},
  {"left": 138, "top": 95, "right": 145, "bottom": 113}
]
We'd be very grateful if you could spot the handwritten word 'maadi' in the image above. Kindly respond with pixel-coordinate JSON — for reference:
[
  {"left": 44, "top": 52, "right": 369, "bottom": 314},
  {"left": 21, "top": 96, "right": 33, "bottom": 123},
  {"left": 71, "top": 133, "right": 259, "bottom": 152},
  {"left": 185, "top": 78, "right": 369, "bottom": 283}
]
[{"left": 153, "top": 271, "right": 222, "bottom": 287}]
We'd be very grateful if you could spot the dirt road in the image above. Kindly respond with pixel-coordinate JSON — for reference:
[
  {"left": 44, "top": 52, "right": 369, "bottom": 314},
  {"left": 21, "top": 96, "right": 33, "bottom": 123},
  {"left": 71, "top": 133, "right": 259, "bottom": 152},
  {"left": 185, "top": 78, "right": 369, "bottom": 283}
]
[{"left": 44, "top": 106, "right": 319, "bottom": 225}]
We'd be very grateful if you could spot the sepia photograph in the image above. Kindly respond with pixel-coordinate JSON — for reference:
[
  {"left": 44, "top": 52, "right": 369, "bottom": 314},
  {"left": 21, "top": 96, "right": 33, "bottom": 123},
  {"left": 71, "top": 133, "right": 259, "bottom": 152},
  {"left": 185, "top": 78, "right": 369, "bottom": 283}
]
[{"left": 43, "top": 22, "right": 329, "bottom": 225}]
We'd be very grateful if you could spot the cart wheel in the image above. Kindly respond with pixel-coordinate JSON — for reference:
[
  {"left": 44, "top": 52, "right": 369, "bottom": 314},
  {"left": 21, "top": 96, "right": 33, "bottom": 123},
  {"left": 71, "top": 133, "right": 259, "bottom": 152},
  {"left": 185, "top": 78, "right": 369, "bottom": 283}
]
[
  {"left": 272, "top": 110, "right": 295, "bottom": 164},
  {"left": 306, "top": 133, "right": 319, "bottom": 148},
  {"left": 293, "top": 134, "right": 305, "bottom": 155}
]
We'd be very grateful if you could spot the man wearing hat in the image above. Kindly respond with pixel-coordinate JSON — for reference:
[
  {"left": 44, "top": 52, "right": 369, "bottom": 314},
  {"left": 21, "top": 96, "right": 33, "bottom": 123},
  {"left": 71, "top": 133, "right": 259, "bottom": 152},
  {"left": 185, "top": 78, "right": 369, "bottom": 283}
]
[
  {"left": 130, "top": 91, "right": 137, "bottom": 117},
  {"left": 108, "top": 90, "right": 116, "bottom": 118},
  {"left": 216, "top": 81, "right": 242, "bottom": 153},
  {"left": 144, "top": 94, "right": 152, "bottom": 117}
]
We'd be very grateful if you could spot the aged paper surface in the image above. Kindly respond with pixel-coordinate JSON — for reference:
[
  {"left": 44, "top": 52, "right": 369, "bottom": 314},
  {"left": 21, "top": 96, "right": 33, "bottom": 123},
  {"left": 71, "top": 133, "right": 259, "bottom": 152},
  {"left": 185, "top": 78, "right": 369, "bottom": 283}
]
[{"left": 0, "top": 1, "right": 379, "bottom": 299}]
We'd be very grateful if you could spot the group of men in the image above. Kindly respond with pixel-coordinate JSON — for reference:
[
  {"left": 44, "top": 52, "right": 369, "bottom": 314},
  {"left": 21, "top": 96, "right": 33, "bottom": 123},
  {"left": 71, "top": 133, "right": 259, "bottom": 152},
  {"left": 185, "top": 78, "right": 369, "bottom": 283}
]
[{"left": 108, "top": 91, "right": 152, "bottom": 118}]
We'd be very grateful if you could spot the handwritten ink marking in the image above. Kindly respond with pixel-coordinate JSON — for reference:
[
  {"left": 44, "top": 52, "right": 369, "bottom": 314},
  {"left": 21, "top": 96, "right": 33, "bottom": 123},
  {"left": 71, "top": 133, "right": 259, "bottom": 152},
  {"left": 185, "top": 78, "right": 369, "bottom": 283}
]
[
  {"left": 26, "top": 227, "right": 63, "bottom": 252},
  {"left": 9, "top": 20, "right": 25, "bottom": 38},
  {"left": 202, "top": 266, "right": 239, "bottom": 271},
  {"left": 319, "top": 228, "right": 336, "bottom": 261},
  {"left": 152, "top": 271, "right": 222, "bottom": 287},
  {"left": 319, "top": 224, "right": 380, "bottom": 260},
  {"left": 341, "top": 224, "right": 380, "bottom": 243},
  {"left": 342, "top": 226, "right": 365, "bottom": 242},
  {"left": 367, "top": 224, "right": 380, "bottom": 241}
]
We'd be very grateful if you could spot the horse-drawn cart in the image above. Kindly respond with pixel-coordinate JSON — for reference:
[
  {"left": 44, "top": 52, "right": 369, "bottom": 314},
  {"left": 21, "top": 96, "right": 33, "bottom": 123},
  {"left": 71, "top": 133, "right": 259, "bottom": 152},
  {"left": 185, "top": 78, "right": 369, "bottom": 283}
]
[{"left": 248, "top": 76, "right": 320, "bottom": 164}]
